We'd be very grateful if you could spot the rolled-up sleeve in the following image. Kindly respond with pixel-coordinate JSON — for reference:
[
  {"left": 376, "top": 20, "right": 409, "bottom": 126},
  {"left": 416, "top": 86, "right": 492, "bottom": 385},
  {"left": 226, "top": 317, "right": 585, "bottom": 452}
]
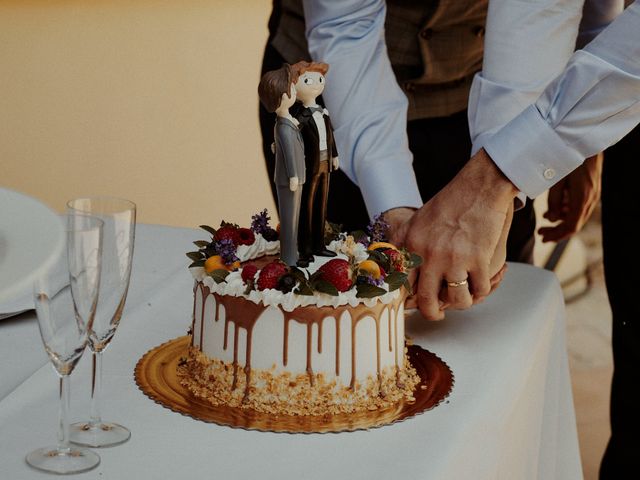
[{"left": 303, "top": 0, "right": 423, "bottom": 218}]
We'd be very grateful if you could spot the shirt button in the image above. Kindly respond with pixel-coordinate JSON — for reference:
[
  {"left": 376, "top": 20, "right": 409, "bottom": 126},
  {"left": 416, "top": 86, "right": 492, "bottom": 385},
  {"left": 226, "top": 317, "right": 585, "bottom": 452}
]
[
  {"left": 543, "top": 168, "right": 556, "bottom": 180},
  {"left": 420, "top": 28, "right": 433, "bottom": 40},
  {"left": 473, "top": 26, "right": 485, "bottom": 38}
]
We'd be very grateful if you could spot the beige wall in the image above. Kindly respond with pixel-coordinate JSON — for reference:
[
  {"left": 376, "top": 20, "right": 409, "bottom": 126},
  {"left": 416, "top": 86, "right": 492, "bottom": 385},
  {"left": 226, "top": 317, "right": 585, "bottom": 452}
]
[{"left": 1, "top": 0, "right": 276, "bottom": 228}]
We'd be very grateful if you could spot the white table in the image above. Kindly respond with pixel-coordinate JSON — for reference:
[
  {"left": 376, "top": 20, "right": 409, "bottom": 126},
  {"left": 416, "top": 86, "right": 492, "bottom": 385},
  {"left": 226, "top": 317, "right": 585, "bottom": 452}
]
[{"left": 0, "top": 224, "right": 583, "bottom": 479}]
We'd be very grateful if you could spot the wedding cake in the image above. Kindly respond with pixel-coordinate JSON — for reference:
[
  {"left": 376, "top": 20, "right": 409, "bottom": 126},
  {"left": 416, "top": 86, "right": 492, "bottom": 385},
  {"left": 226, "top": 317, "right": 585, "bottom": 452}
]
[{"left": 179, "top": 210, "right": 422, "bottom": 416}]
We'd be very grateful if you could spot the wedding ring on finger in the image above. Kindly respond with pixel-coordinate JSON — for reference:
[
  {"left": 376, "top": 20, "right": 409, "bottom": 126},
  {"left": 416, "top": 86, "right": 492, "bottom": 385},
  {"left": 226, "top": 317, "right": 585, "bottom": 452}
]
[{"left": 446, "top": 278, "right": 469, "bottom": 288}]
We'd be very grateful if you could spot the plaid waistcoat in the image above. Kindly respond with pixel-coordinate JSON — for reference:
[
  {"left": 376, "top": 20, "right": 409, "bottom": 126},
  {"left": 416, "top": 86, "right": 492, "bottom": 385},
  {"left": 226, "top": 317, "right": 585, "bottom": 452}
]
[{"left": 271, "top": 0, "right": 488, "bottom": 121}]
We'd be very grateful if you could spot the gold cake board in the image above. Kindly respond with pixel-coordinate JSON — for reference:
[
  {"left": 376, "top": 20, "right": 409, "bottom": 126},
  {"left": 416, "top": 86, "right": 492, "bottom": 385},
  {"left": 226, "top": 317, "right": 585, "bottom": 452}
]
[{"left": 135, "top": 336, "right": 454, "bottom": 433}]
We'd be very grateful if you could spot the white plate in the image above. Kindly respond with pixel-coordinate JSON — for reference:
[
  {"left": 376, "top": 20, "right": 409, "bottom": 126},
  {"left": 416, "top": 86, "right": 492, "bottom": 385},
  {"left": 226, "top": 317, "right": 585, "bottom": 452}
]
[{"left": 0, "top": 188, "right": 64, "bottom": 310}]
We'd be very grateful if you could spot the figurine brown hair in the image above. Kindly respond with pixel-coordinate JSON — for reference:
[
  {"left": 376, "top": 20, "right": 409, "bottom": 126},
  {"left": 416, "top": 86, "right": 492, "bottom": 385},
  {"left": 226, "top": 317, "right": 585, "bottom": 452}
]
[
  {"left": 290, "top": 61, "right": 329, "bottom": 79},
  {"left": 258, "top": 64, "right": 294, "bottom": 113}
]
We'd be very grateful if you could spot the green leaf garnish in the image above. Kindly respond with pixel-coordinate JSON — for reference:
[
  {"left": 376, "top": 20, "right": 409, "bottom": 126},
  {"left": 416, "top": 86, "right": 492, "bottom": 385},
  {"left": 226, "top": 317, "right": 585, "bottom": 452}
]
[
  {"left": 193, "top": 240, "right": 210, "bottom": 248},
  {"left": 186, "top": 251, "right": 203, "bottom": 261},
  {"left": 308, "top": 270, "right": 323, "bottom": 282},
  {"left": 367, "top": 250, "right": 391, "bottom": 272},
  {"left": 385, "top": 271, "right": 408, "bottom": 292},
  {"left": 407, "top": 252, "right": 423, "bottom": 268},
  {"left": 207, "top": 269, "right": 229, "bottom": 284},
  {"left": 313, "top": 279, "right": 339, "bottom": 296},
  {"left": 295, "top": 282, "right": 314, "bottom": 296},
  {"left": 189, "top": 259, "right": 206, "bottom": 268},
  {"left": 289, "top": 267, "right": 308, "bottom": 281},
  {"left": 356, "top": 283, "right": 387, "bottom": 298},
  {"left": 200, "top": 225, "right": 217, "bottom": 236}
]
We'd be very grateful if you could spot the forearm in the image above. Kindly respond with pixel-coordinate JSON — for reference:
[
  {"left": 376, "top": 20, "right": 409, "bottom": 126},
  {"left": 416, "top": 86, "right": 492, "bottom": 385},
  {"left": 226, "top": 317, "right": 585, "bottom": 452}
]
[{"left": 303, "top": 0, "right": 422, "bottom": 217}]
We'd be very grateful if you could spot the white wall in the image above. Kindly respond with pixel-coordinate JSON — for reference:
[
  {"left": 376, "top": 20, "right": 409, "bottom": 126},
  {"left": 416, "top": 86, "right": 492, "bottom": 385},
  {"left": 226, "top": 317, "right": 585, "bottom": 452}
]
[{"left": 1, "top": 0, "right": 276, "bottom": 228}]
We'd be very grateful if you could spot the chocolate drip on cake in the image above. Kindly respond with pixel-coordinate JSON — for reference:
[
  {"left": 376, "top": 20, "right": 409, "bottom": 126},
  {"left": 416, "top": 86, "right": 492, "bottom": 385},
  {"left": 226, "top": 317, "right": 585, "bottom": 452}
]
[
  {"left": 283, "top": 317, "right": 290, "bottom": 366},
  {"left": 280, "top": 296, "right": 406, "bottom": 393},
  {"left": 306, "top": 323, "right": 314, "bottom": 385},
  {"left": 374, "top": 310, "right": 382, "bottom": 394},
  {"left": 392, "top": 308, "right": 403, "bottom": 388},
  {"left": 190, "top": 281, "right": 197, "bottom": 347},
  {"left": 348, "top": 301, "right": 388, "bottom": 391},
  {"left": 388, "top": 312, "right": 393, "bottom": 352},
  {"left": 335, "top": 316, "right": 341, "bottom": 376},
  {"left": 201, "top": 287, "right": 210, "bottom": 350},
  {"left": 212, "top": 293, "right": 267, "bottom": 401},
  {"left": 195, "top": 281, "right": 405, "bottom": 399},
  {"left": 346, "top": 298, "right": 405, "bottom": 392},
  {"left": 281, "top": 305, "right": 350, "bottom": 387}
]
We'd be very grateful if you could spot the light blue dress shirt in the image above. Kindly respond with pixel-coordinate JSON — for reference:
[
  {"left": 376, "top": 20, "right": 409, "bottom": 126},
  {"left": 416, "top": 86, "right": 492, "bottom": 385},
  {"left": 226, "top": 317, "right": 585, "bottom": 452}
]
[
  {"left": 303, "top": 0, "right": 638, "bottom": 216},
  {"left": 482, "top": 0, "right": 640, "bottom": 198},
  {"left": 304, "top": 0, "right": 422, "bottom": 218}
]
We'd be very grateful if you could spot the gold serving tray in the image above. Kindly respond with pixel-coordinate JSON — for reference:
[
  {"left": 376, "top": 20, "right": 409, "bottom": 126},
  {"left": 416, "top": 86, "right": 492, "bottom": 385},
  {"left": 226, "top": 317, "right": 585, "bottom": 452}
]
[{"left": 135, "top": 336, "right": 453, "bottom": 433}]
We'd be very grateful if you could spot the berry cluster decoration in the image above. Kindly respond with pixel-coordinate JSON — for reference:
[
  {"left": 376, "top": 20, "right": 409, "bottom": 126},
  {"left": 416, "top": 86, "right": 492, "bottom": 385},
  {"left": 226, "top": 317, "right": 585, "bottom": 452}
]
[
  {"left": 187, "top": 210, "right": 285, "bottom": 283},
  {"left": 215, "top": 224, "right": 255, "bottom": 247},
  {"left": 188, "top": 212, "right": 422, "bottom": 298},
  {"left": 186, "top": 221, "right": 254, "bottom": 282},
  {"left": 236, "top": 239, "right": 421, "bottom": 298}
]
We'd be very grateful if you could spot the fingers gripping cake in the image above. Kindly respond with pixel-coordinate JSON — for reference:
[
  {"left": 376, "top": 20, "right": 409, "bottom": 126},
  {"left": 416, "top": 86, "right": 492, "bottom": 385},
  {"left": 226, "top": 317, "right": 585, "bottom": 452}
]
[{"left": 179, "top": 211, "right": 422, "bottom": 416}]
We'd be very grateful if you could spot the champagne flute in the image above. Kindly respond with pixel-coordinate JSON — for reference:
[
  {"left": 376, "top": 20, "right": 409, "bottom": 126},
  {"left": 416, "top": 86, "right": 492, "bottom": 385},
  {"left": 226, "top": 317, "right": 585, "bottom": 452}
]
[
  {"left": 67, "top": 197, "right": 136, "bottom": 447},
  {"left": 26, "top": 214, "right": 103, "bottom": 474}
]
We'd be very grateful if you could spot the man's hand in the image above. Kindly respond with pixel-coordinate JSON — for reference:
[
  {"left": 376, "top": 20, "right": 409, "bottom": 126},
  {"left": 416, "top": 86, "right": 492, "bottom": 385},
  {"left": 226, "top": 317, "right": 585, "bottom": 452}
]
[
  {"left": 403, "top": 149, "right": 517, "bottom": 320},
  {"left": 386, "top": 201, "right": 510, "bottom": 313},
  {"left": 538, "top": 153, "right": 603, "bottom": 243},
  {"left": 332, "top": 156, "right": 340, "bottom": 170},
  {"left": 386, "top": 207, "right": 415, "bottom": 246}
]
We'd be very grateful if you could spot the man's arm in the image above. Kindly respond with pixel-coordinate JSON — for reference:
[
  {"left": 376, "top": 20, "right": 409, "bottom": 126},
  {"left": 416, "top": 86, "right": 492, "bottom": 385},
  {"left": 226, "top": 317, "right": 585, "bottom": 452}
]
[
  {"left": 469, "top": 0, "right": 621, "bottom": 209},
  {"left": 468, "top": 0, "right": 586, "bottom": 158},
  {"left": 485, "top": 0, "right": 640, "bottom": 197},
  {"left": 410, "top": 1, "right": 640, "bottom": 319},
  {"left": 396, "top": 0, "right": 586, "bottom": 317},
  {"left": 302, "top": 0, "right": 423, "bottom": 218}
]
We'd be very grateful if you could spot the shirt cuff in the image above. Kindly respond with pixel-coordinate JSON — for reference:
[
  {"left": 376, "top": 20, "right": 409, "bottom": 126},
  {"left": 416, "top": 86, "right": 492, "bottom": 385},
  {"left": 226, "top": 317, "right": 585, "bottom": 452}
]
[
  {"left": 355, "top": 160, "right": 423, "bottom": 219},
  {"left": 483, "top": 104, "right": 584, "bottom": 199},
  {"left": 473, "top": 133, "right": 527, "bottom": 210}
]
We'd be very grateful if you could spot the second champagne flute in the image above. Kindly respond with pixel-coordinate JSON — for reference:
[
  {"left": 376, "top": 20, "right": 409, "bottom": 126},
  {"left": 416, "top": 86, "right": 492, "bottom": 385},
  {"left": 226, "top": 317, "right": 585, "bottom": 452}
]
[
  {"left": 26, "top": 214, "right": 102, "bottom": 474},
  {"left": 67, "top": 197, "right": 136, "bottom": 447}
]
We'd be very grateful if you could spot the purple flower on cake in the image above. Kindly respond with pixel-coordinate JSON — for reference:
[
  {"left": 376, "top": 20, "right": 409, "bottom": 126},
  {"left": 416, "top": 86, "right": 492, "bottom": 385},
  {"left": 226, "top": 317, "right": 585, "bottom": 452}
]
[
  {"left": 214, "top": 238, "right": 239, "bottom": 265},
  {"left": 251, "top": 209, "right": 271, "bottom": 235},
  {"left": 366, "top": 214, "right": 390, "bottom": 244},
  {"left": 357, "top": 273, "right": 384, "bottom": 287},
  {"left": 251, "top": 209, "right": 279, "bottom": 241}
]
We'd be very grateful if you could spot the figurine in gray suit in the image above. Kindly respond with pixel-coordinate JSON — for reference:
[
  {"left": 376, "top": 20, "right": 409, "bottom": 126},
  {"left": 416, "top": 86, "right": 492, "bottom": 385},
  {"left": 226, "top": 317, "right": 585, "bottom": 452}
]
[{"left": 258, "top": 64, "right": 306, "bottom": 266}]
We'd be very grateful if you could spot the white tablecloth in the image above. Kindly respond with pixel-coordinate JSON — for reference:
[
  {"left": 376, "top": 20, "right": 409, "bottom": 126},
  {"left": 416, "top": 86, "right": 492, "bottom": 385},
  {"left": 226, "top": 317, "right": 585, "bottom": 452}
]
[{"left": 0, "top": 224, "right": 583, "bottom": 479}]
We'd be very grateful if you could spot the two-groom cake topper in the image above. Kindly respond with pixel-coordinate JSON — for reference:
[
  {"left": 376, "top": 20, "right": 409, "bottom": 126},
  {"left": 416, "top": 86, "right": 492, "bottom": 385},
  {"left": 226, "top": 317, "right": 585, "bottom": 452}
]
[{"left": 259, "top": 61, "right": 339, "bottom": 267}]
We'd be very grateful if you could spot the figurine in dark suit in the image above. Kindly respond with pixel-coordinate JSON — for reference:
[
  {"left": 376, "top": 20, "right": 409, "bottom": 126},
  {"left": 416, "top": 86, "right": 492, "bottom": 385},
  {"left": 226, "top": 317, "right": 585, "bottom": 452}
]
[
  {"left": 291, "top": 61, "right": 339, "bottom": 265},
  {"left": 258, "top": 64, "right": 306, "bottom": 266}
]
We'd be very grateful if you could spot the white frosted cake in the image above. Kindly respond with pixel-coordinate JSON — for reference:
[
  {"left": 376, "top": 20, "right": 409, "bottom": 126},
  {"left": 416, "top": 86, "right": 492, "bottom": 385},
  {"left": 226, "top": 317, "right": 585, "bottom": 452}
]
[{"left": 179, "top": 211, "right": 421, "bottom": 416}]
